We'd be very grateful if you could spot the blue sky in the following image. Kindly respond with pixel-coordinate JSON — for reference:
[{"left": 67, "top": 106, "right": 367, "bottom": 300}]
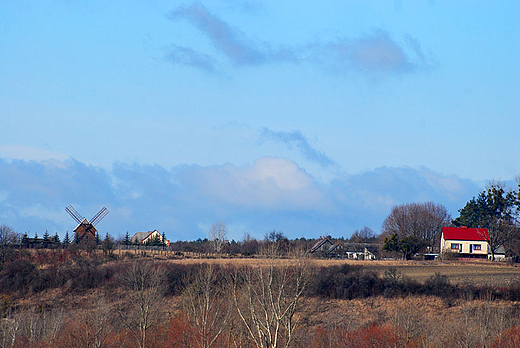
[{"left": 0, "top": 1, "right": 518, "bottom": 241}]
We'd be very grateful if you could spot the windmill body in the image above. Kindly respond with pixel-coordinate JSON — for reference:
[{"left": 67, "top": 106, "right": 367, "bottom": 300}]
[{"left": 66, "top": 205, "right": 108, "bottom": 243}]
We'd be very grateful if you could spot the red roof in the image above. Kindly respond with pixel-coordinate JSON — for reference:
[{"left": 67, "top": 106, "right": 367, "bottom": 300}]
[{"left": 442, "top": 227, "right": 489, "bottom": 241}]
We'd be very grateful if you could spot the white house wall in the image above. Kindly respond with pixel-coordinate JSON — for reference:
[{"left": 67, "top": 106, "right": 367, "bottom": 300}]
[{"left": 440, "top": 237, "right": 488, "bottom": 255}]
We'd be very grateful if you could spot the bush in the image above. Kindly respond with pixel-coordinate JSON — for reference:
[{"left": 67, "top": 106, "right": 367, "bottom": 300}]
[
  {"left": 423, "top": 272, "right": 455, "bottom": 298},
  {"left": 0, "top": 259, "right": 37, "bottom": 293},
  {"left": 310, "top": 264, "right": 385, "bottom": 299},
  {"left": 492, "top": 326, "right": 520, "bottom": 348}
]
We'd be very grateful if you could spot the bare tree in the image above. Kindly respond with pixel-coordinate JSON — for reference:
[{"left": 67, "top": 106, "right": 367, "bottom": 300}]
[
  {"left": 60, "top": 298, "right": 113, "bottom": 348},
  {"left": 0, "top": 225, "right": 19, "bottom": 247},
  {"left": 382, "top": 202, "right": 451, "bottom": 251},
  {"left": 118, "top": 261, "right": 164, "bottom": 348},
  {"left": 349, "top": 226, "right": 377, "bottom": 243},
  {"left": 231, "top": 248, "right": 310, "bottom": 348},
  {"left": 182, "top": 264, "right": 231, "bottom": 348},
  {"left": 209, "top": 222, "right": 227, "bottom": 255}
]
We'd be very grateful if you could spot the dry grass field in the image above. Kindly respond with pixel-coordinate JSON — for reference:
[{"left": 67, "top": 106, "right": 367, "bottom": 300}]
[
  {"left": 157, "top": 256, "right": 520, "bottom": 287},
  {"left": 65, "top": 247, "right": 520, "bottom": 287}
]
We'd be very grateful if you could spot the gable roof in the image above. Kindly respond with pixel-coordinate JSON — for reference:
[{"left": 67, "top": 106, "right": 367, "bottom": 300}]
[
  {"left": 310, "top": 237, "right": 333, "bottom": 253},
  {"left": 131, "top": 231, "right": 152, "bottom": 243},
  {"left": 442, "top": 227, "right": 489, "bottom": 241}
]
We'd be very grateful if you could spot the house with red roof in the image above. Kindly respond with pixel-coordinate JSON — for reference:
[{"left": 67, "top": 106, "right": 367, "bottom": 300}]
[{"left": 440, "top": 226, "right": 489, "bottom": 258}]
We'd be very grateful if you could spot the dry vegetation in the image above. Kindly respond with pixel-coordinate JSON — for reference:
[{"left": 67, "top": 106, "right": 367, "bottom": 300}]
[{"left": 1, "top": 248, "right": 520, "bottom": 347}]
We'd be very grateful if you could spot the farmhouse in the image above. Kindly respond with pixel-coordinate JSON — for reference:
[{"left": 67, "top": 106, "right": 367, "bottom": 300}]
[
  {"left": 344, "top": 245, "right": 377, "bottom": 260},
  {"left": 131, "top": 230, "right": 170, "bottom": 247},
  {"left": 440, "top": 226, "right": 489, "bottom": 258}
]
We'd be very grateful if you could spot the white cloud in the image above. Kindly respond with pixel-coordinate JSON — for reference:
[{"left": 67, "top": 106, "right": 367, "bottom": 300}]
[{"left": 180, "top": 157, "right": 327, "bottom": 211}]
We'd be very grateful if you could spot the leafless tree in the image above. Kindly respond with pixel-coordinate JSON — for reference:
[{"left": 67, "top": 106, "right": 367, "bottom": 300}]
[
  {"left": 0, "top": 225, "right": 19, "bottom": 247},
  {"left": 231, "top": 248, "right": 310, "bottom": 348},
  {"left": 0, "top": 316, "right": 20, "bottom": 348},
  {"left": 209, "top": 222, "right": 227, "bottom": 255},
  {"left": 60, "top": 297, "right": 113, "bottom": 348},
  {"left": 382, "top": 202, "right": 451, "bottom": 251},
  {"left": 117, "top": 261, "right": 164, "bottom": 348},
  {"left": 182, "top": 264, "right": 231, "bottom": 348},
  {"left": 349, "top": 226, "right": 377, "bottom": 243}
]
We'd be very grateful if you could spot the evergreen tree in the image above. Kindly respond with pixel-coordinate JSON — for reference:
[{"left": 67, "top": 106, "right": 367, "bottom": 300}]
[
  {"left": 95, "top": 232, "right": 101, "bottom": 245},
  {"left": 123, "top": 231, "right": 131, "bottom": 245},
  {"left": 453, "top": 183, "right": 518, "bottom": 260},
  {"left": 54, "top": 232, "right": 60, "bottom": 244},
  {"left": 34, "top": 232, "right": 38, "bottom": 239},
  {"left": 43, "top": 230, "right": 50, "bottom": 241},
  {"left": 162, "top": 232, "right": 167, "bottom": 246},
  {"left": 63, "top": 231, "right": 71, "bottom": 245},
  {"left": 21, "top": 232, "right": 29, "bottom": 247}
]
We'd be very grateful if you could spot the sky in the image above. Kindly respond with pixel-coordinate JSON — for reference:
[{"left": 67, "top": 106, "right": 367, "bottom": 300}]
[{"left": 0, "top": 1, "right": 518, "bottom": 241}]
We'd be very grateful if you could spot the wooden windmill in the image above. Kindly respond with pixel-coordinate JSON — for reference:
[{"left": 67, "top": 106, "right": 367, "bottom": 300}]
[{"left": 66, "top": 205, "right": 109, "bottom": 243}]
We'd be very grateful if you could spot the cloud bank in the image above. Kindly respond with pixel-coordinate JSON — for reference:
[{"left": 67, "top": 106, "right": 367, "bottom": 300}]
[{"left": 0, "top": 156, "right": 480, "bottom": 241}]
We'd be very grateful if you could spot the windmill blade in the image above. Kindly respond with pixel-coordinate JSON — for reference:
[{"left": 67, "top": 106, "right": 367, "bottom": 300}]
[
  {"left": 91, "top": 207, "right": 109, "bottom": 226},
  {"left": 66, "top": 205, "right": 84, "bottom": 224}
]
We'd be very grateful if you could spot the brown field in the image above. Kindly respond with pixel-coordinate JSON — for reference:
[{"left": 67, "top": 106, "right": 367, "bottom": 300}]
[
  {"left": 157, "top": 256, "right": 520, "bottom": 287},
  {"left": 42, "top": 247, "right": 520, "bottom": 287}
]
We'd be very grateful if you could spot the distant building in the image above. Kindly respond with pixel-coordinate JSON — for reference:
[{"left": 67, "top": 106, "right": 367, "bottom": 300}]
[
  {"left": 131, "top": 230, "right": 170, "bottom": 247},
  {"left": 440, "top": 226, "right": 489, "bottom": 258},
  {"left": 310, "top": 237, "right": 377, "bottom": 259},
  {"left": 74, "top": 219, "right": 97, "bottom": 243},
  {"left": 344, "top": 245, "right": 377, "bottom": 260}
]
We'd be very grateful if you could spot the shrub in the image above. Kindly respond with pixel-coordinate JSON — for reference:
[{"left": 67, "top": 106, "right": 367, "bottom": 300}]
[
  {"left": 492, "top": 326, "right": 520, "bottom": 348},
  {"left": 423, "top": 273, "right": 455, "bottom": 298},
  {"left": 311, "top": 264, "right": 385, "bottom": 299},
  {"left": 0, "top": 259, "right": 37, "bottom": 293}
]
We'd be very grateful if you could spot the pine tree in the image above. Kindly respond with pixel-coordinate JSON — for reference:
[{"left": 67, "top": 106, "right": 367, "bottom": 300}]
[
  {"left": 34, "top": 232, "right": 38, "bottom": 239},
  {"left": 124, "top": 231, "right": 131, "bottom": 245},
  {"left": 54, "top": 232, "right": 60, "bottom": 244},
  {"left": 21, "top": 232, "right": 29, "bottom": 246},
  {"left": 95, "top": 232, "right": 101, "bottom": 245},
  {"left": 43, "top": 230, "right": 50, "bottom": 241},
  {"left": 162, "top": 232, "right": 167, "bottom": 246},
  {"left": 64, "top": 231, "right": 71, "bottom": 245}
]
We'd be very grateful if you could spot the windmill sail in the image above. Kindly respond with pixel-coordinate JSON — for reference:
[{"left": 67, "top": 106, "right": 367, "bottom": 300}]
[
  {"left": 65, "top": 205, "right": 84, "bottom": 224},
  {"left": 91, "top": 207, "right": 109, "bottom": 226}
]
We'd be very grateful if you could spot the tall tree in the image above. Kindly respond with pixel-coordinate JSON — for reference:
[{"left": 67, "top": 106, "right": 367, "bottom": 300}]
[
  {"left": 453, "top": 183, "right": 518, "bottom": 260},
  {"left": 63, "top": 231, "right": 71, "bottom": 245},
  {"left": 0, "top": 225, "right": 19, "bottom": 246},
  {"left": 123, "top": 231, "right": 131, "bottom": 246},
  {"left": 209, "top": 222, "right": 227, "bottom": 255},
  {"left": 383, "top": 234, "right": 426, "bottom": 260},
  {"left": 232, "top": 248, "right": 309, "bottom": 348},
  {"left": 382, "top": 202, "right": 451, "bottom": 251},
  {"left": 182, "top": 265, "right": 231, "bottom": 348},
  {"left": 350, "top": 226, "right": 377, "bottom": 243}
]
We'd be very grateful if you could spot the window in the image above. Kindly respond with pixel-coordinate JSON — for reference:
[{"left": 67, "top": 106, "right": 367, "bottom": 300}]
[
  {"left": 451, "top": 243, "right": 461, "bottom": 250},
  {"left": 473, "top": 244, "right": 481, "bottom": 250}
]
